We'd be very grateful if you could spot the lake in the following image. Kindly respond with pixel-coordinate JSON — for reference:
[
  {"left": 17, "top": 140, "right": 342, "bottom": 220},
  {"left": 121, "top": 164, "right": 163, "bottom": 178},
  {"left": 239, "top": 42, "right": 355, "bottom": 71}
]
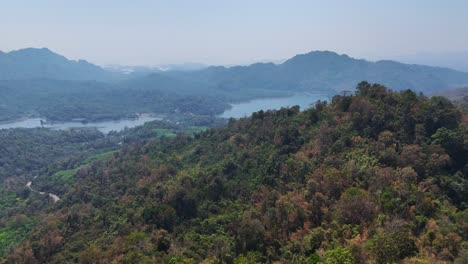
[
  {"left": 0, "top": 114, "right": 163, "bottom": 134},
  {"left": 0, "top": 94, "right": 329, "bottom": 132},
  {"left": 219, "top": 93, "right": 329, "bottom": 118}
]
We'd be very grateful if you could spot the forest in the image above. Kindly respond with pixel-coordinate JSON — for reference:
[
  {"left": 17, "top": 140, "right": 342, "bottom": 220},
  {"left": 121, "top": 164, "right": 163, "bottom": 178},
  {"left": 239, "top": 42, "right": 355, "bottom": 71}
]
[
  {"left": 0, "top": 118, "right": 219, "bottom": 258},
  {"left": 1, "top": 82, "right": 466, "bottom": 263},
  {"left": 2, "top": 49, "right": 468, "bottom": 123},
  {"left": 0, "top": 79, "right": 231, "bottom": 122}
]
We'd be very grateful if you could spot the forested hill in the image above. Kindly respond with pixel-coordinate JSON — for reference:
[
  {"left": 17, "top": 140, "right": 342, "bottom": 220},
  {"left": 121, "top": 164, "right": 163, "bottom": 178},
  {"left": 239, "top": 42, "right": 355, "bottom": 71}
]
[
  {"left": 2, "top": 49, "right": 468, "bottom": 123},
  {"left": 165, "top": 50, "right": 468, "bottom": 93},
  {"left": 5, "top": 82, "right": 467, "bottom": 263},
  {"left": 0, "top": 48, "right": 113, "bottom": 81},
  {"left": 0, "top": 79, "right": 229, "bottom": 122}
]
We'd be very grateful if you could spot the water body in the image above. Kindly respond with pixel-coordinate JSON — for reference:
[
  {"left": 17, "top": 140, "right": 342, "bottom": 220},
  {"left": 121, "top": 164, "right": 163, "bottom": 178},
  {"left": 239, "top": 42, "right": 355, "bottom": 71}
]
[
  {"left": 220, "top": 93, "right": 329, "bottom": 118},
  {"left": 0, "top": 114, "right": 162, "bottom": 134}
]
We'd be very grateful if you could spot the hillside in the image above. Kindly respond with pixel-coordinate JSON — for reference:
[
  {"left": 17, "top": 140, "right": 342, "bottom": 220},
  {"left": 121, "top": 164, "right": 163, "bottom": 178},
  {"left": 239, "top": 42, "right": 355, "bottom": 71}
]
[
  {"left": 165, "top": 51, "right": 468, "bottom": 94},
  {"left": 0, "top": 48, "right": 113, "bottom": 81},
  {"left": 3, "top": 82, "right": 467, "bottom": 263},
  {"left": 2, "top": 49, "right": 468, "bottom": 123},
  {"left": 432, "top": 87, "right": 468, "bottom": 104},
  {"left": 0, "top": 78, "right": 229, "bottom": 122}
]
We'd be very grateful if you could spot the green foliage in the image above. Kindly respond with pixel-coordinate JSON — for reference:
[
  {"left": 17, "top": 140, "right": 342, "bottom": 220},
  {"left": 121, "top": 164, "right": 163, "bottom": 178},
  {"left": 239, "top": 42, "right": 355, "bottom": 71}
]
[
  {"left": 345, "top": 149, "right": 378, "bottom": 172},
  {"left": 142, "top": 205, "right": 176, "bottom": 231},
  {"left": 0, "top": 187, "right": 18, "bottom": 215},
  {"left": 233, "top": 252, "right": 263, "bottom": 264},
  {"left": 151, "top": 128, "right": 177, "bottom": 138},
  {"left": 371, "top": 220, "right": 417, "bottom": 263},
  {"left": 2, "top": 84, "right": 467, "bottom": 263},
  {"left": 0, "top": 128, "right": 105, "bottom": 181},
  {"left": 0, "top": 217, "right": 37, "bottom": 258},
  {"left": 307, "top": 253, "right": 321, "bottom": 264},
  {"left": 49, "top": 168, "right": 80, "bottom": 186},
  {"left": 324, "top": 247, "right": 354, "bottom": 264},
  {"left": 82, "top": 150, "right": 118, "bottom": 164},
  {"left": 0, "top": 78, "right": 230, "bottom": 122},
  {"left": 431, "top": 126, "right": 468, "bottom": 168}
]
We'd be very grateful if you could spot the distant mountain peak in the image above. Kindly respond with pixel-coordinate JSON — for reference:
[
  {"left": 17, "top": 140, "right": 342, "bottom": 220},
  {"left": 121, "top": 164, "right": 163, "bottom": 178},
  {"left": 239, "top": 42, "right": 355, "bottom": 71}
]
[
  {"left": 5, "top": 47, "right": 69, "bottom": 63},
  {"left": 307, "top": 50, "right": 340, "bottom": 55},
  {"left": 0, "top": 47, "right": 112, "bottom": 81},
  {"left": 303, "top": 50, "right": 350, "bottom": 58},
  {"left": 282, "top": 50, "right": 354, "bottom": 66},
  {"left": 9, "top": 47, "right": 56, "bottom": 55}
]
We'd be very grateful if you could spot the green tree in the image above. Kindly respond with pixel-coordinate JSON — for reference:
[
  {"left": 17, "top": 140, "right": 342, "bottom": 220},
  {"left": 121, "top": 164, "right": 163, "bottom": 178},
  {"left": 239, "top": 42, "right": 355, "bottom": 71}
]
[{"left": 324, "top": 247, "right": 354, "bottom": 264}]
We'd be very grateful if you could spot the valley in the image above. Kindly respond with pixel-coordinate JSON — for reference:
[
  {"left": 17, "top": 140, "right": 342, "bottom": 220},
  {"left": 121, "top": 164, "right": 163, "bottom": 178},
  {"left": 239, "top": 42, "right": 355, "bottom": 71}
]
[
  {"left": 0, "top": 49, "right": 467, "bottom": 263},
  {"left": 0, "top": 82, "right": 466, "bottom": 263},
  {"left": 2, "top": 49, "right": 468, "bottom": 124}
]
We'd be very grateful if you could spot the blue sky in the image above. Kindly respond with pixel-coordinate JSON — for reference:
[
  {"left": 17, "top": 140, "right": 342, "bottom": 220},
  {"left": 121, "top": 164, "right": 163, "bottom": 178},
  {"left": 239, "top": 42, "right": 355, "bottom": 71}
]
[{"left": 1, "top": 0, "right": 467, "bottom": 67}]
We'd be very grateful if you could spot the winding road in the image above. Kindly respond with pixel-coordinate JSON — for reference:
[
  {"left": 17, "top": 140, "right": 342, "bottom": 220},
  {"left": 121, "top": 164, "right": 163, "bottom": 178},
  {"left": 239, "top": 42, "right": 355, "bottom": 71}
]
[{"left": 26, "top": 181, "right": 60, "bottom": 203}]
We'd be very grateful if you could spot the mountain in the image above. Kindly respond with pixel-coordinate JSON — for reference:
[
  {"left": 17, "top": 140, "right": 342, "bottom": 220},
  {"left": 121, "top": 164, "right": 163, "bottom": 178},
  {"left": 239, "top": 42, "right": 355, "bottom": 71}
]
[
  {"left": 2, "top": 48, "right": 468, "bottom": 123},
  {"left": 279, "top": 51, "right": 468, "bottom": 92},
  {"left": 391, "top": 51, "right": 468, "bottom": 73},
  {"left": 164, "top": 51, "right": 468, "bottom": 94},
  {"left": 2, "top": 83, "right": 467, "bottom": 263},
  {"left": 0, "top": 48, "right": 113, "bottom": 81},
  {"left": 431, "top": 86, "right": 468, "bottom": 100},
  {"left": 0, "top": 78, "right": 229, "bottom": 122},
  {"left": 2, "top": 48, "right": 468, "bottom": 92}
]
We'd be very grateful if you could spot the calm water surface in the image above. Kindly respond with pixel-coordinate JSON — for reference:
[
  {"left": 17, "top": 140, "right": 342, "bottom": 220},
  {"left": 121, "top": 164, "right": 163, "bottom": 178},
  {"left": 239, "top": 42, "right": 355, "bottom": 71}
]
[
  {"left": 1, "top": 94, "right": 329, "bottom": 132},
  {"left": 0, "top": 115, "right": 162, "bottom": 134},
  {"left": 220, "top": 93, "right": 329, "bottom": 118}
]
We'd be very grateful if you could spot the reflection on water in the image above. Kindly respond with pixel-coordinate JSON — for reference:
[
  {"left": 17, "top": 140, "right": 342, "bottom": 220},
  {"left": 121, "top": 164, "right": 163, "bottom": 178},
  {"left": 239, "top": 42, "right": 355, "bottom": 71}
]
[
  {"left": 219, "top": 93, "right": 329, "bottom": 118},
  {"left": 0, "top": 114, "right": 162, "bottom": 134}
]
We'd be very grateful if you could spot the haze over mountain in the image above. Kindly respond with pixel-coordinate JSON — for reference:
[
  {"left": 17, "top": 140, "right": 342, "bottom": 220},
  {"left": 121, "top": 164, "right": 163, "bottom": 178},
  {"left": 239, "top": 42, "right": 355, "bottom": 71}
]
[
  {"left": 2, "top": 83, "right": 466, "bottom": 263},
  {"left": 431, "top": 86, "right": 468, "bottom": 106},
  {"left": 2, "top": 48, "right": 468, "bottom": 123},
  {"left": 0, "top": 48, "right": 112, "bottom": 81},
  {"left": 166, "top": 50, "right": 468, "bottom": 93},
  {"left": 3, "top": 48, "right": 468, "bottom": 93},
  {"left": 2, "top": 2, "right": 467, "bottom": 263},
  {"left": 390, "top": 51, "right": 468, "bottom": 73}
]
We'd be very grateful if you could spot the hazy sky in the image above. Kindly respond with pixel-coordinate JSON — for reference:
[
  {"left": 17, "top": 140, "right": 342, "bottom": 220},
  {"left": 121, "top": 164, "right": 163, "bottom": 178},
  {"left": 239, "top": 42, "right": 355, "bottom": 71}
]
[{"left": 1, "top": 0, "right": 467, "bottom": 66}]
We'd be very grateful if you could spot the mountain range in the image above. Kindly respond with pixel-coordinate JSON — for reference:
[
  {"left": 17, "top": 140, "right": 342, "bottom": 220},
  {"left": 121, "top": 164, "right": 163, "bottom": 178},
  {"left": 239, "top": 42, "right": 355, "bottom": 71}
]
[
  {"left": 2, "top": 48, "right": 468, "bottom": 93},
  {"left": 164, "top": 51, "right": 468, "bottom": 94},
  {"left": 0, "top": 48, "right": 116, "bottom": 81},
  {"left": 1, "top": 48, "right": 468, "bottom": 122},
  {"left": 1, "top": 48, "right": 467, "bottom": 263},
  {"left": 1, "top": 84, "right": 466, "bottom": 263}
]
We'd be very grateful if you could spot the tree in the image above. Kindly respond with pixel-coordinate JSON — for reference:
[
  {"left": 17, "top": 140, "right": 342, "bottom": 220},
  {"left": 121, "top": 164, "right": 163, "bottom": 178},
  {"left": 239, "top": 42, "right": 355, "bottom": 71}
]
[
  {"left": 335, "top": 187, "right": 376, "bottom": 225},
  {"left": 324, "top": 247, "right": 354, "bottom": 264},
  {"left": 371, "top": 220, "right": 417, "bottom": 264}
]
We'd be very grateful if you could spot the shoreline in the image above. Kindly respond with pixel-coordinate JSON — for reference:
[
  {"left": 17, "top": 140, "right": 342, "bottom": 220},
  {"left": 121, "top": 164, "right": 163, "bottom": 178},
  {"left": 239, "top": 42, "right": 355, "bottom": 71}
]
[
  {"left": 0, "top": 113, "right": 165, "bottom": 133},
  {"left": 0, "top": 113, "right": 165, "bottom": 126},
  {"left": 219, "top": 92, "right": 330, "bottom": 118}
]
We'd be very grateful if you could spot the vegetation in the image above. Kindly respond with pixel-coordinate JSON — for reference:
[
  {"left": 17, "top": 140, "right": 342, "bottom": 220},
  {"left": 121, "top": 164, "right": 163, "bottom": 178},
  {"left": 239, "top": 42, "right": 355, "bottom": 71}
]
[
  {"left": 2, "top": 82, "right": 466, "bottom": 263},
  {"left": 0, "top": 48, "right": 114, "bottom": 81},
  {"left": 0, "top": 79, "right": 231, "bottom": 122},
  {"left": 0, "top": 119, "right": 220, "bottom": 258},
  {"left": 2, "top": 49, "right": 468, "bottom": 123},
  {"left": 0, "top": 128, "right": 106, "bottom": 181}
]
